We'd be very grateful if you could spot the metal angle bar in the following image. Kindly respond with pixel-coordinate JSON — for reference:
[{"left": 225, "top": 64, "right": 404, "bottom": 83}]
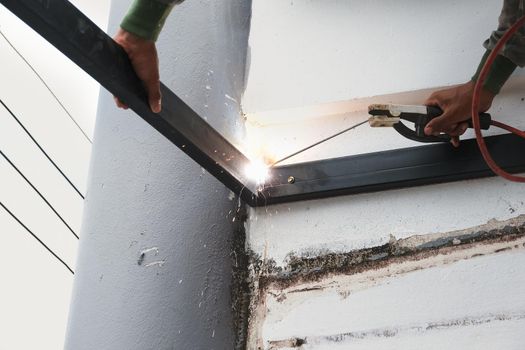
[
  {"left": 0, "top": 0, "right": 258, "bottom": 206},
  {"left": 257, "top": 134, "right": 525, "bottom": 206}
]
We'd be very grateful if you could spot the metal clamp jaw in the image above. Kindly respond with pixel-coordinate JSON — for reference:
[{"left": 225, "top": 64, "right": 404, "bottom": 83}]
[{"left": 368, "top": 104, "right": 492, "bottom": 143}]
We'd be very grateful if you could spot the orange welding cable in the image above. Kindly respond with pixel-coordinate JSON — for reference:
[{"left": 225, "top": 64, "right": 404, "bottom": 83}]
[
  {"left": 491, "top": 120, "right": 525, "bottom": 138},
  {"left": 472, "top": 15, "right": 525, "bottom": 182}
]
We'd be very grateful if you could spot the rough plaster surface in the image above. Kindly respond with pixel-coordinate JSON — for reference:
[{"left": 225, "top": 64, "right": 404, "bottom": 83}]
[
  {"left": 65, "top": 1, "right": 251, "bottom": 349},
  {"left": 259, "top": 241, "right": 525, "bottom": 349}
]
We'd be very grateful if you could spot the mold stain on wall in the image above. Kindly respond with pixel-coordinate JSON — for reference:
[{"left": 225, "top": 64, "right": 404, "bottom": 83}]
[{"left": 242, "top": 215, "right": 525, "bottom": 349}]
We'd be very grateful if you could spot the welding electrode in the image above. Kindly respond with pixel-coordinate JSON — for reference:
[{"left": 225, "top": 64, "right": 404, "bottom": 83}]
[{"left": 270, "top": 119, "right": 368, "bottom": 167}]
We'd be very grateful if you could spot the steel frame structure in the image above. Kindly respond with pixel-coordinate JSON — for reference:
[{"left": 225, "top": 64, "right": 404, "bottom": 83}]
[{"left": 3, "top": 0, "right": 525, "bottom": 207}]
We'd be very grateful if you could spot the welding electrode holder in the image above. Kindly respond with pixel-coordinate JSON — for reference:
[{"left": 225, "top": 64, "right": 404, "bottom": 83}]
[{"left": 368, "top": 105, "right": 492, "bottom": 143}]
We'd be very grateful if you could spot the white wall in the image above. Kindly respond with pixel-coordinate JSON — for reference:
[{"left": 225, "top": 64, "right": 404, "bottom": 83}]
[
  {"left": 243, "top": 1, "right": 525, "bottom": 348},
  {"left": 243, "top": 0, "right": 509, "bottom": 114},
  {"left": 241, "top": 0, "right": 525, "bottom": 165}
]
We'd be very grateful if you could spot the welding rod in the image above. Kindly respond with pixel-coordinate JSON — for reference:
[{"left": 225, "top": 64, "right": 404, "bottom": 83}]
[{"left": 270, "top": 119, "right": 368, "bottom": 167}]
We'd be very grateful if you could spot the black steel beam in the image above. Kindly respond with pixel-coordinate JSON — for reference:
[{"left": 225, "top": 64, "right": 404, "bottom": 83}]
[
  {"left": 0, "top": 0, "right": 259, "bottom": 205},
  {"left": 3, "top": 0, "right": 525, "bottom": 208},
  {"left": 258, "top": 133, "right": 525, "bottom": 206}
]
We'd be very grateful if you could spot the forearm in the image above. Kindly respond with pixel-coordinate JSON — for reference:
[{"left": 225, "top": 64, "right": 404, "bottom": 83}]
[
  {"left": 484, "top": 0, "right": 525, "bottom": 66},
  {"left": 121, "top": 0, "right": 184, "bottom": 41},
  {"left": 471, "top": 49, "right": 517, "bottom": 95},
  {"left": 473, "top": 0, "right": 524, "bottom": 94}
]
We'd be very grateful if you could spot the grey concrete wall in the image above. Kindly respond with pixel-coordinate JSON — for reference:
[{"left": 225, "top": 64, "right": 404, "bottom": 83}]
[{"left": 65, "top": 1, "right": 251, "bottom": 349}]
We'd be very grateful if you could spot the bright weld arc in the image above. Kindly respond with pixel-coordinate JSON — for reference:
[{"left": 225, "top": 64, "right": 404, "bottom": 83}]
[
  {"left": 244, "top": 158, "right": 270, "bottom": 186},
  {"left": 243, "top": 119, "right": 367, "bottom": 187}
]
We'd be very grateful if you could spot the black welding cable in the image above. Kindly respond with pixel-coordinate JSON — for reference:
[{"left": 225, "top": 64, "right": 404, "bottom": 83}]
[
  {"left": 0, "top": 99, "right": 85, "bottom": 200},
  {"left": 1, "top": 150, "right": 79, "bottom": 240},
  {"left": 0, "top": 201, "right": 74, "bottom": 274},
  {"left": 0, "top": 30, "right": 92, "bottom": 144}
]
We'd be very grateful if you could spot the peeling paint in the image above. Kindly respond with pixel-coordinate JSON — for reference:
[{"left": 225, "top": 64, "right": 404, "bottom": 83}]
[
  {"left": 144, "top": 260, "right": 166, "bottom": 268},
  {"left": 140, "top": 247, "right": 159, "bottom": 255},
  {"left": 137, "top": 247, "right": 160, "bottom": 266},
  {"left": 257, "top": 216, "right": 525, "bottom": 290}
]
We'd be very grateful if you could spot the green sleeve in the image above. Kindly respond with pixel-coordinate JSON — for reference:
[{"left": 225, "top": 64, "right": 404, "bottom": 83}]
[
  {"left": 471, "top": 49, "right": 517, "bottom": 95},
  {"left": 120, "top": 0, "right": 176, "bottom": 41}
]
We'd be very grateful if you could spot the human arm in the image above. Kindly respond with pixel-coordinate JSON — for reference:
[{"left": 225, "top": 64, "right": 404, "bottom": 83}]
[
  {"left": 424, "top": 0, "right": 524, "bottom": 146},
  {"left": 114, "top": 0, "right": 184, "bottom": 113}
]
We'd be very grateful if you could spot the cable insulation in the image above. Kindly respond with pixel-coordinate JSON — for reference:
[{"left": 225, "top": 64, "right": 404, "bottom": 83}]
[{"left": 491, "top": 120, "right": 525, "bottom": 138}]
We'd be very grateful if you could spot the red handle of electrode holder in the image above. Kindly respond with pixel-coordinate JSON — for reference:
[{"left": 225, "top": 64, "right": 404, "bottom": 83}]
[{"left": 472, "top": 15, "right": 525, "bottom": 182}]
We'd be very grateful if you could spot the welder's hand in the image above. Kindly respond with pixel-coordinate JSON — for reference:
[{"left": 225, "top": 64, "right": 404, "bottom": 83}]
[
  {"left": 424, "top": 81, "right": 495, "bottom": 147},
  {"left": 113, "top": 28, "right": 162, "bottom": 113}
]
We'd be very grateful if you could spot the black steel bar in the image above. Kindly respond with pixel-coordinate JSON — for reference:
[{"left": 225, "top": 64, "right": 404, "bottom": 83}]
[
  {"left": 0, "top": 0, "right": 258, "bottom": 205},
  {"left": 258, "top": 133, "right": 525, "bottom": 206}
]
